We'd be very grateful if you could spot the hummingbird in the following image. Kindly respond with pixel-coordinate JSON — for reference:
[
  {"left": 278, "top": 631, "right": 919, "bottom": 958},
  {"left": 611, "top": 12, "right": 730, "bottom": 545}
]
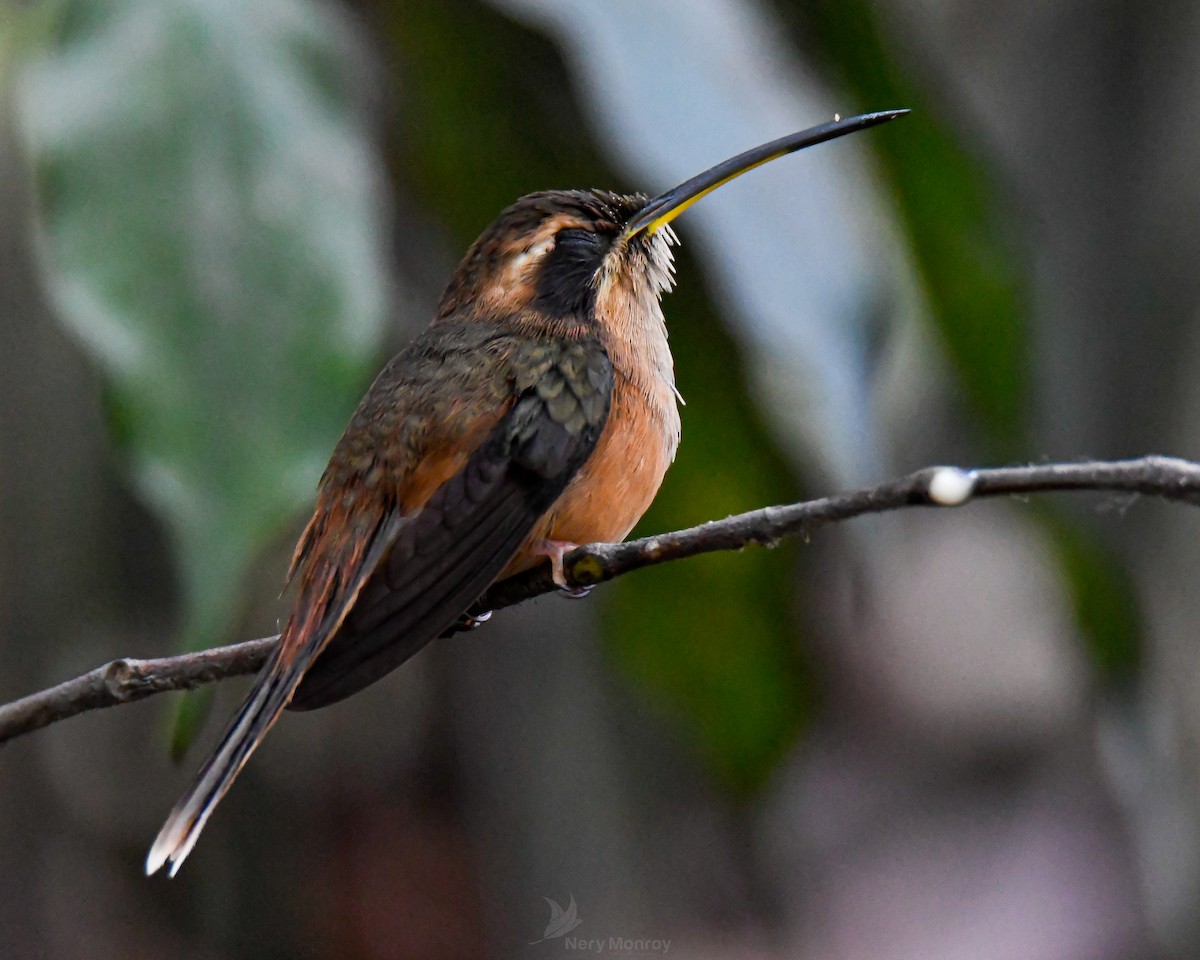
[{"left": 146, "top": 108, "right": 907, "bottom": 876}]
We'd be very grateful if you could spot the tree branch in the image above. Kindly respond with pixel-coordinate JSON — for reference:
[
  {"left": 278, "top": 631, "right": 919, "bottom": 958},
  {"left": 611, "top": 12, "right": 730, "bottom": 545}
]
[{"left": 4, "top": 454, "right": 1198, "bottom": 746}]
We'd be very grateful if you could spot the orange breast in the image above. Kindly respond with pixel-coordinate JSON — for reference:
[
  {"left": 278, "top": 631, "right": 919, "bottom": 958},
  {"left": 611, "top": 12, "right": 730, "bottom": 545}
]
[{"left": 501, "top": 373, "right": 678, "bottom": 577}]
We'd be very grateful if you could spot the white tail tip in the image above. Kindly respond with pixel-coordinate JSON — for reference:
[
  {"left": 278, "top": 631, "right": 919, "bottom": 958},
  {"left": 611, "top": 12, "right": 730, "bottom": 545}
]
[
  {"left": 145, "top": 815, "right": 204, "bottom": 877},
  {"left": 145, "top": 833, "right": 174, "bottom": 876}
]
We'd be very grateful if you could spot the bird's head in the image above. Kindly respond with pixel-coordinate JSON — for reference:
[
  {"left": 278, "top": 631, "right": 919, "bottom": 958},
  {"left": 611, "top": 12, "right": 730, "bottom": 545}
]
[
  {"left": 435, "top": 189, "right": 669, "bottom": 332},
  {"left": 436, "top": 109, "right": 909, "bottom": 339}
]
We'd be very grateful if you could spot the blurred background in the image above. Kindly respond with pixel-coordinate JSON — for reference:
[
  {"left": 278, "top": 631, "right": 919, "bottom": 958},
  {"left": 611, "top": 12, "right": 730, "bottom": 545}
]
[{"left": 2, "top": 0, "right": 1199, "bottom": 957}]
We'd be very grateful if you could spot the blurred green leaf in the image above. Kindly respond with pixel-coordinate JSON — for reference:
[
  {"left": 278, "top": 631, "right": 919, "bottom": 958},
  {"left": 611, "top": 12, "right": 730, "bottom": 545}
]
[
  {"left": 19, "top": 0, "right": 388, "bottom": 748},
  {"left": 777, "top": 0, "right": 1029, "bottom": 453},
  {"left": 1042, "top": 510, "right": 1141, "bottom": 679},
  {"left": 606, "top": 255, "right": 813, "bottom": 790},
  {"left": 778, "top": 0, "right": 1142, "bottom": 678}
]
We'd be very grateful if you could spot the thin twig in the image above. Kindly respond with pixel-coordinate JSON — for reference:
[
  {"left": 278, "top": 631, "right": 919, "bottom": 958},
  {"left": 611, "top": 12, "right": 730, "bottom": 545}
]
[{"left": 3, "top": 454, "right": 1197, "bottom": 746}]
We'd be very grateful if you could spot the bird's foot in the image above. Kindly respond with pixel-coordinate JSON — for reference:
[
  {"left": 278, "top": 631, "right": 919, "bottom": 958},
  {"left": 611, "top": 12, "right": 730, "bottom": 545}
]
[
  {"left": 535, "top": 539, "right": 593, "bottom": 598},
  {"left": 446, "top": 609, "right": 492, "bottom": 637},
  {"left": 463, "top": 610, "right": 492, "bottom": 629}
]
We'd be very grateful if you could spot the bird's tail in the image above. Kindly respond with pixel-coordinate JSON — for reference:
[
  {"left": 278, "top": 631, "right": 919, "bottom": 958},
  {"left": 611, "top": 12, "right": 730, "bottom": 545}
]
[
  {"left": 144, "top": 648, "right": 301, "bottom": 877},
  {"left": 145, "top": 508, "right": 400, "bottom": 877}
]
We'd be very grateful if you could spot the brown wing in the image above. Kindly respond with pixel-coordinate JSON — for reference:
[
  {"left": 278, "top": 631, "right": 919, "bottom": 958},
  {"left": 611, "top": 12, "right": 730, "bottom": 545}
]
[{"left": 288, "top": 334, "right": 613, "bottom": 709}]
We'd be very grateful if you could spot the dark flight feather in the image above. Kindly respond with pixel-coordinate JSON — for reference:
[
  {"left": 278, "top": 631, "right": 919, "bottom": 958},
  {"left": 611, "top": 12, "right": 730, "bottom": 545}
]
[{"left": 290, "top": 347, "right": 613, "bottom": 709}]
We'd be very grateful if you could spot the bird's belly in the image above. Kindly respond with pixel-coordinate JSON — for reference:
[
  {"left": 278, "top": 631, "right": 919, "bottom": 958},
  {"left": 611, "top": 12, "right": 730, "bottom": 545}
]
[{"left": 502, "top": 381, "right": 678, "bottom": 577}]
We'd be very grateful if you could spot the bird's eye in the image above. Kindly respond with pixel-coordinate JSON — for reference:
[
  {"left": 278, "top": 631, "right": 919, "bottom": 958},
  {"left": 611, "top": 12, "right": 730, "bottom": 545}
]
[
  {"left": 555, "top": 227, "right": 600, "bottom": 251},
  {"left": 534, "top": 227, "right": 607, "bottom": 317}
]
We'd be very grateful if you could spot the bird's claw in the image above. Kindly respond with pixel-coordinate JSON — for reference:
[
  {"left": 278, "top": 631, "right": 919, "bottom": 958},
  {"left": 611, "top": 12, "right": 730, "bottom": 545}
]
[
  {"left": 463, "top": 609, "right": 492, "bottom": 628},
  {"left": 537, "top": 539, "right": 593, "bottom": 598}
]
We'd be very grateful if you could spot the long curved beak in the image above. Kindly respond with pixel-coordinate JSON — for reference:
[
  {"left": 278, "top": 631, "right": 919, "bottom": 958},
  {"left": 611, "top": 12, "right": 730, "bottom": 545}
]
[{"left": 622, "top": 109, "right": 909, "bottom": 239}]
